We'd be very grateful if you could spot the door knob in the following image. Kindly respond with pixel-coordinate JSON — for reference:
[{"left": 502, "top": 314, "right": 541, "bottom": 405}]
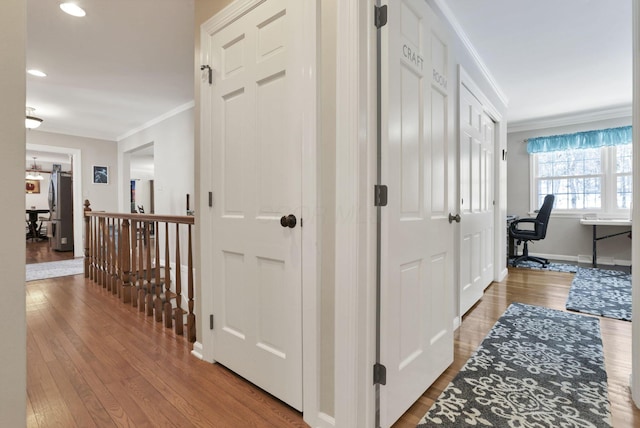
[
  {"left": 280, "top": 214, "right": 297, "bottom": 228},
  {"left": 448, "top": 213, "right": 461, "bottom": 224}
]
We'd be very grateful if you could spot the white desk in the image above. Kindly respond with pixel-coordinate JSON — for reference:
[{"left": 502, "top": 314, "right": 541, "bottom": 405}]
[{"left": 579, "top": 218, "right": 632, "bottom": 267}]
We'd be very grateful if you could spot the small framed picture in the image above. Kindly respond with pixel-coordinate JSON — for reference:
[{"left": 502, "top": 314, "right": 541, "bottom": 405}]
[
  {"left": 93, "top": 165, "right": 109, "bottom": 184},
  {"left": 26, "top": 179, "right": 40, "bottom": 194}
]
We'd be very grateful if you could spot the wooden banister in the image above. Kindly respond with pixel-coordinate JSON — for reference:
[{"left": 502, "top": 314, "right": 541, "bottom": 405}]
[{"left": 83, "top": 200, "right": 196, "bottom": 344}]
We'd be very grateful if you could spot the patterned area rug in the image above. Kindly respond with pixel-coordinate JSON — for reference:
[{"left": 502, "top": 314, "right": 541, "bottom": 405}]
[
  {"left": 418, "top": 303, "right": 611, "bottom": 427},
  {"left": 508, "top": 260, "right": 578, "bottom": 273},
  {"left": 566, "top": 267, "right": 632, "bottom": 321},
  {"left": 26, "top": 258, "right": 84, "bottom": 282}
]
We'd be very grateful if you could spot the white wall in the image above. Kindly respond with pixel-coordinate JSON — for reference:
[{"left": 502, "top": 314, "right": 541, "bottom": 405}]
[
  {"left": 507, "top": 116, "right": 633, "bottom": 264},
  {"left": 0, "top": 1, "right": 27, "bottom": 426},
  {"left": 25, "top": 173, "right": 50, "bottom": 210},
  {"left": 118, "top": 106, "right": 194, "bottom": 216},
  {"left": 27, "top": 131, "right": 119, "bottom": 212},
  {"left": 320, "top": 0, "right": 337, "bottom": 417}
]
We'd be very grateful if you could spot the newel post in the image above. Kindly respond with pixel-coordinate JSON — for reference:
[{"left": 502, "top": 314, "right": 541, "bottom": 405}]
[{"left": 83, "top": 200, "right": 92, "bottom": 278}]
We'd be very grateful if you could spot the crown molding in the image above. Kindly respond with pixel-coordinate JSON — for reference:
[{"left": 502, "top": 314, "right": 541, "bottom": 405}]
[
  {"left": 508, "top": 105, "right": 632, "bottom": 134},
  {"left": 433, "top": 0, "right": 509, "bottom": 108},
  {"left": 117, "top": 100, "right": 195, "bottom": 142}
]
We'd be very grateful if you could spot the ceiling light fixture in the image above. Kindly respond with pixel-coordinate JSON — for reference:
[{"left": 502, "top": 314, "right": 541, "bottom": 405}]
[
  {"left": 27, "top": 69, "right": 47, "bottom": 77},
  {"left": 60, "top": 2, "right": 86, "bottom": 17},
  {"left": 25, "top": 107, "right": 43, "bottom": 129},
  {"left": 26, "top": 157, "right": 44, "bottom": 181}
]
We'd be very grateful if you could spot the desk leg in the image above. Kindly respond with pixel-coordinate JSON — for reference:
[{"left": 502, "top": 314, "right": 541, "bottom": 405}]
[{"left": 592, "top": 225, "right": 597, "bottom": 268}]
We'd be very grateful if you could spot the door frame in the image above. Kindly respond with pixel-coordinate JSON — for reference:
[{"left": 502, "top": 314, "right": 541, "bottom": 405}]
[
  {"left": 26, "top": 143, "right": 83, "bottom": 259},
  {"left": 455, "top": 66, "right": 506, "bottom": 325},
  {"left": 456, "top": 64, "right": 507, "bottom": 300},
  {"left": 198, "top": 0, "right": 320, "bottom": 425},
  {"left": 334, "top": 0, "right": 377, "bottom": 427}
]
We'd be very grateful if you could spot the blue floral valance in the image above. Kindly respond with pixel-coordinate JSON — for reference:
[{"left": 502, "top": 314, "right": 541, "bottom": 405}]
[{"left": 526, "top": 125, "right": 632, "bottom": 154}]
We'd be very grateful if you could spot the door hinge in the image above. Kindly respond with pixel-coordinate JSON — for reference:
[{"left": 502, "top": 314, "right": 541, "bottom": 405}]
[
  {"left": 209, "top": 314, "right": 214, "bottom": 330},
  {"left": 373, "top": 363, "right": 387, "bottom": 385},
  {"left": 374, "top": 184, "right": 388, "bottom": 207},
  {"left": 374, "top": 5, "right": 388, "bottom": 29},
  {"left": 201, "top": 65, "right": 213, "bottom": 85},
  {"left": 209, "top": 191, "right": 213, "bottom": 207}
]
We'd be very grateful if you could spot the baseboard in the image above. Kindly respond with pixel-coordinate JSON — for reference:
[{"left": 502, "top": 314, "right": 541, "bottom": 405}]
[
  {"left": 529, "top": 252, "right": 631, "bottom": 267},
  {"left": 191, "top": 341, "right": 204, "bottom": 360},
  {"left": 316, "top": 412, "right": 336, "bottom": 427}
]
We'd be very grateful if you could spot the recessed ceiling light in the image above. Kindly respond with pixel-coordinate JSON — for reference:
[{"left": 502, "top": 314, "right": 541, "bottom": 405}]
[
  {"left": 27, "top": 69, "right": 47, "bottom": 77},
  {"left": 60, "top": 3, "right": 86, "bottom": 17}
]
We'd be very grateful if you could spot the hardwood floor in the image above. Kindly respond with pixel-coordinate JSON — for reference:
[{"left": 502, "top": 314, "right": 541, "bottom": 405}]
[
  {"left": 26, "top": 263, "right": 639, "bottom": 427},
  {"left": 26, "top": 239, "right": 75, "bottom": 264},
  {"left": 393, "top": 268, "right": 640, "bottom": 428},
  {"left": 26, "top": 275, "right": 307, "bottom": 427}
]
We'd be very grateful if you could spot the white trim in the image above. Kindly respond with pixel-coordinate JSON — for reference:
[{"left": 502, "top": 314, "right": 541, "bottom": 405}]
[
  {"left": 517, "top": 251, "right": 632, "bottom": 268},
  {"left": 199, "top": 16, "right": 214, "bottom": 367},
  {"left": 316, "top": 412, "right": 336, "bottom": 427},
  {"left": 508, "top": 105, "right": 632, "bottom": 133},
  {"left": 433, "top": 0, "right": 509, "bottom": 108},
  {"left": 334, "top": 0, "right": 376, "bottom": 426},
  {"left": 459, "top": 66, "right": 502, "bottom": 122},
  {"left": 116, "top": 101, "right": 195, "bottom": 141},
  {"left": 191, "top": 341, "right": 204, "bottom": 360},
  {"left": 198, "top": 0, "right": 321, "bottom": 424},
  {"left": 201, "top": 0, "right": 267, "bottom": 35},
  {"left": 631, "top": 0, "right": 640, "bottom": 408},
  {"left": 298, "top": 0, "right": 321, "bottom": 425}
]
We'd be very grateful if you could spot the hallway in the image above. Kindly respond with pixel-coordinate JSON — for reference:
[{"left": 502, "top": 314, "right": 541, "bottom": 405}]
[{"left": 25, "top": 255, "right": 639, "bottom": 426}]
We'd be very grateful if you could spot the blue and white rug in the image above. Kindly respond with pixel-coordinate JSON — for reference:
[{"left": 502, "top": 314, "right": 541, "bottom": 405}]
[
  {"left": 26, "top": 258, "right": 84, "bottom": 282},
  {"left": 508, "top": 259, "right": 578, "bottom": 273},
  {"left": 566, "top": 267, "right": 632, "bottom": 321},
  {"left": 418, "top": 303, "right": 611, "bottom": 427}
]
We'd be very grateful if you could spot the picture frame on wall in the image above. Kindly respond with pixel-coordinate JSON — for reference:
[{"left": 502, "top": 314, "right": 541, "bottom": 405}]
[
  {"left": 25, "top": 179, "right": 40, "bottom": 194},
  {"left": 93, "top": 165, "right": 109, "bottom": 184}
]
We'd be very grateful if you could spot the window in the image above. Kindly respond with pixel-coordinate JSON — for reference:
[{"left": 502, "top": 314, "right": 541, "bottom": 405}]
[{"left": 528, "top": 126, "right": 632, "bottom": 215}]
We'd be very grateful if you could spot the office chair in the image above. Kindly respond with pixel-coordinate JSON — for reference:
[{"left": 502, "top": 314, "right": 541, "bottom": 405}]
[{"left": 509, "top": 194, "right": 555, "bottom": 267}]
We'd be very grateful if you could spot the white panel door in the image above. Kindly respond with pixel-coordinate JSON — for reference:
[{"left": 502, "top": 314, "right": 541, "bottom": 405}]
[
  {"left": 459, "top": 83, "right": 495, "bottom": 316},
  {"left": 207, "top": 0, "right": 303, "bottom": 411},
  {"left": 380, "top": 1, "right": 454, "bottom": 425}
]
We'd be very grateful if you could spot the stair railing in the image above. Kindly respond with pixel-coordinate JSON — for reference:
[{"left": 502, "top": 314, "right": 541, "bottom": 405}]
[{"left": 84, "top": 200, "right": 196, "bottom": 342}]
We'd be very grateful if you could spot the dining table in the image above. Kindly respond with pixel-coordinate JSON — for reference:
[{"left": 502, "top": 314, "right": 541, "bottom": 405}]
[{"left": 26, "top": 208, "right": 50, "bottom": 240}]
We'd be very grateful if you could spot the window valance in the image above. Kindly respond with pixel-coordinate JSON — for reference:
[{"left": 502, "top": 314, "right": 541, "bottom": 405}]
[{"left": 526, "top": 125, "right": 632, "bottom": 154}]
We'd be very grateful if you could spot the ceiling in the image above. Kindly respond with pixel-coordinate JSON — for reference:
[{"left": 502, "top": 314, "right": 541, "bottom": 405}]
[
  {"left": 444, "top": 0, "right": 632, "bottom": 127},
  {"left": 25, "top": 0, "right": 632, "bottom": 150},
  {"left": 26, "top": 0, "right": 194, "bottom": 142}
]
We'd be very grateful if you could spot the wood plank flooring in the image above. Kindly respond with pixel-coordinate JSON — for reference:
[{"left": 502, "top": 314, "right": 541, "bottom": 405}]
[
  {"left": 26, "top": 248, "right": 640, "bottom": 427},
  {"left": 26, "top": 239, "right": 74, "bottom": 265},
  {"left": 393, "top": 268, "right": 640, "bottom": 428}
]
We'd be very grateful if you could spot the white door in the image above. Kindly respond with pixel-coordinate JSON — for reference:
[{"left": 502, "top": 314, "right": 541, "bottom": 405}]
[
  {"left": 207, "top": 0, "right": 304, "bottom": 411},
  {"left": 379, "top": 1, "right": 454, "bottom": 425},
  {"left": 459, "top": 82, "right": 495, "bottom": 315}
]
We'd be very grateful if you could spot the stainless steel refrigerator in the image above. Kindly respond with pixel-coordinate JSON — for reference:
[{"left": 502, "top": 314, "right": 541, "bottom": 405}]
[{"left": 48, "top": 171, "right": 74, "bottom": 251}]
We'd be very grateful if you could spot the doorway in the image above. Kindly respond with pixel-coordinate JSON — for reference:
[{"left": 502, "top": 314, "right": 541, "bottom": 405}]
[
  {"left": 129, "top": 144, "right": 155, "bottom": 214},
  {"left": 25, "top": 144, "right": 83, "bottom": 260}
]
